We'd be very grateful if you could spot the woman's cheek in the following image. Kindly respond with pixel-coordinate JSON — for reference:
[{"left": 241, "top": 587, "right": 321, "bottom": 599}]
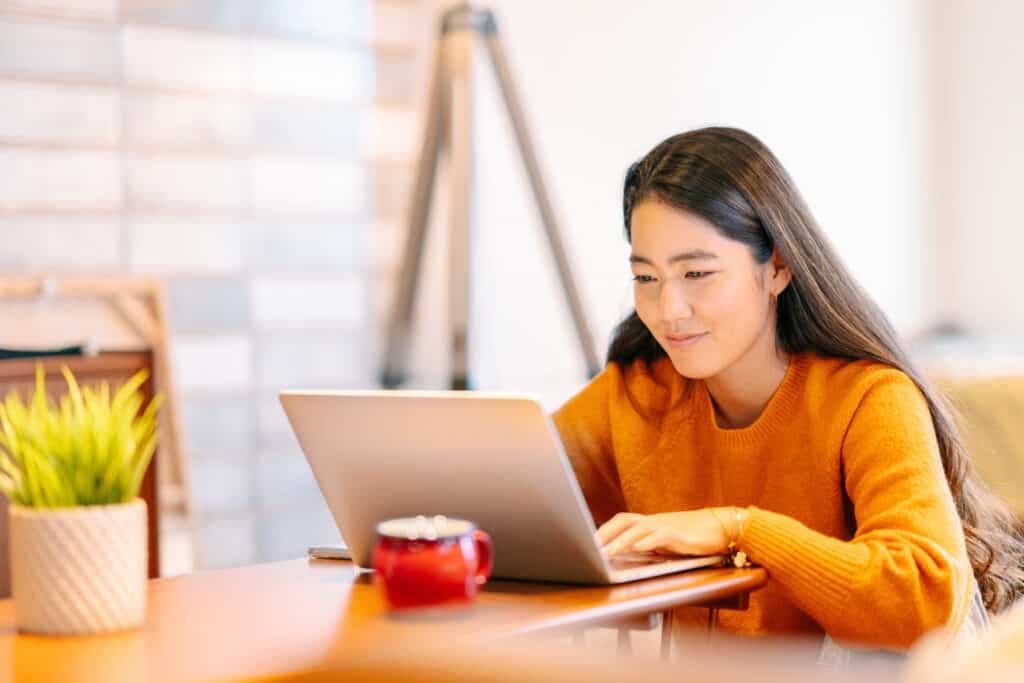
[{"left": 697, "top": 278, "right": 737, "bottom": 322}]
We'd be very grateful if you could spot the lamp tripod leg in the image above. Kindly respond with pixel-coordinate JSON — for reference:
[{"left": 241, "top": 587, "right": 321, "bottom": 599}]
[
  {"left": 445, "top": 27, "right": 474, "bottom": 390},
  {"left": 483, "top": 30, "right": 602, "bottom": 378},
  {"left": 380, "top": 40, "right": 447, "bottom": 389},
  {"left": 381, "top": 4, "right": 601, "bottom": 390}
]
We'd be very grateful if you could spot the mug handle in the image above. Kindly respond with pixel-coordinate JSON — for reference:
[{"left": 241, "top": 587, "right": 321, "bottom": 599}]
[{"left": 473, "top": 529, "right": 493, "bottom": 585}]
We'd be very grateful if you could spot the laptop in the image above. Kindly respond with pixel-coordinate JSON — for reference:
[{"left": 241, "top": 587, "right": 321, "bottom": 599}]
[{"left": 279, "top": 390, "right": 725, "bottom": 584}]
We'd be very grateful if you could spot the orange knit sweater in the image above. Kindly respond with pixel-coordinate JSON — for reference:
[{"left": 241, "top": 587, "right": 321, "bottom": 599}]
[{"left": 553, "top": 351, "right": 974, "bottom": 651}]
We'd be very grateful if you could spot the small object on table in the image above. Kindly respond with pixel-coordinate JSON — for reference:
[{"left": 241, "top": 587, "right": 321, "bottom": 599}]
[
  {"left": 308, "top": 545, "right": 353, "bottom": 560},
  {"left": 372, "top": 515, "right": 492, "bottom": 610}
]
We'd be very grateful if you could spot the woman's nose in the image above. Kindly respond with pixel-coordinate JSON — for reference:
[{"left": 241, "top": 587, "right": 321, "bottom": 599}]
[{"left": 659, "top": 280, "right": 691, "bottom": 322}]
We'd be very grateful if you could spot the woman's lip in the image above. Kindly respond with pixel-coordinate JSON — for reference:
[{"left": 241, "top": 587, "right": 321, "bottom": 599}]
[{"left": 664, "top": 332, "right": 708, "bottom": 347}]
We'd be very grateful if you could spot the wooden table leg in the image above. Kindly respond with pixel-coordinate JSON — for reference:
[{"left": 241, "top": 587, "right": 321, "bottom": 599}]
[
  {"left": 707, "top": 607, "right": 719, "bottom": 638},
  {"left": 617, "top": 628, "right": 632, "bottom": 656},
  {"left": 659, "top": 609, "right": 674, "bottom": 660},
  {"left": 664, "top": 588, "right": 751, "bottom": 659}
]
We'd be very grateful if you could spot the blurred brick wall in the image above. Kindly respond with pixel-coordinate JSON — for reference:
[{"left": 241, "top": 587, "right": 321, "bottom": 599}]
[{"left": 0, "top": 0, "right": 430, "bottom": 569}]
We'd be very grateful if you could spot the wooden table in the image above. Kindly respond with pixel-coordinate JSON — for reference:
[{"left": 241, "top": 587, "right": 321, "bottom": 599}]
[{"left": 0, "top": 558, "right": 767, "bottom": 683}]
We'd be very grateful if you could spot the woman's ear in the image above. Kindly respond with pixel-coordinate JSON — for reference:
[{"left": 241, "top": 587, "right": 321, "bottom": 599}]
[{"left": 769, "top": 249, "right": 792, "bottom": 296}]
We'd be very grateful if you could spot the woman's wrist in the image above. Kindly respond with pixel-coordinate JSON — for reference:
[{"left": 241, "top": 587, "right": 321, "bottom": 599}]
[
  {"left": 710, "top": 506, "right": 752, "bottom": 567},
  {"left": 709, "top": 507, "right": 739, "bottom": 551}
]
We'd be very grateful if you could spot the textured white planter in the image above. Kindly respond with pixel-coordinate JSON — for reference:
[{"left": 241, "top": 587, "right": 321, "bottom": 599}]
[{"left": 10, "top": 498, "right": 147, "bottom": 635}]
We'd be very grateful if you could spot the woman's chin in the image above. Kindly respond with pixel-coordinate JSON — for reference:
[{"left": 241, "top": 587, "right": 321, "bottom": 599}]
[{"left": 665, "top": 351, "right": 720, "bottom": 380}]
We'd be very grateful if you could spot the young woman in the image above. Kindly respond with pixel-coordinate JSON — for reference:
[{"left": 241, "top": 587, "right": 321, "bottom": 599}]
[{"left": 553, "top": 127, "right": 1023, "bottom": 651}]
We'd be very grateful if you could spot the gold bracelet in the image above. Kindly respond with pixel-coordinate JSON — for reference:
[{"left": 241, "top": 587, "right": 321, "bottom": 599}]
[
  {"left": 709, "top": 507, "right": 750, "bottom": 568},
  {"left": 709, "top": 507, "right": 731, "bottom": 551},
  {"left": 732, "top": 507, "right": 750, "bottom": 568}
]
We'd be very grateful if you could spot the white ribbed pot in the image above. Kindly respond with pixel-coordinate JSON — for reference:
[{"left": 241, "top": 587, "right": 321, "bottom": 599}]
[{"left": 10, "top": 498, "right": 147, "bottom": 635}]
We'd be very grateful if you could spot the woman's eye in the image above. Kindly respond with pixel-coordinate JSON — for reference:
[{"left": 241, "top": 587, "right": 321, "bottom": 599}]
[
  {"left": 632, "top": 274, "right": 656, "bottom": 283},
  {"left": 685, "top": 271, "right": 711, "bottom": 279}
]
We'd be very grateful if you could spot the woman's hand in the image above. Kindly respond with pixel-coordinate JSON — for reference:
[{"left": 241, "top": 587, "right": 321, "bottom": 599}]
[{"left": 596, "top": 509, "right": 735, "bottom": 557}]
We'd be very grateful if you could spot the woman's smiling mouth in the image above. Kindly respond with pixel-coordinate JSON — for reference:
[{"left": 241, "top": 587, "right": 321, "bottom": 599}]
[{"left": 664, "top": 332, "right": 708, "bottom": 348}]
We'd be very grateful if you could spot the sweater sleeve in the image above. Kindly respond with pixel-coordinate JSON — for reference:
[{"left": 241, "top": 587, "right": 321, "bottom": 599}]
[
  {"left": 738, "top": 372, "right": 973, "bottom": 650},
  {"left": 551, "top": 367, "right": 627, "bottom": 528}
]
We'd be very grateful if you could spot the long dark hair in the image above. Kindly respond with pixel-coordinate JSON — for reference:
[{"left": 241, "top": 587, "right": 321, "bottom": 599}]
[{"left": 609, "top": 126, "right": 1024, "bottom": 613}]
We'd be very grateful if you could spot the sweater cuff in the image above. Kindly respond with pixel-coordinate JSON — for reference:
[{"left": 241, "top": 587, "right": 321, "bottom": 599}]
[{"left": 741, "top": 506, "right": 869, "bottom": 611}]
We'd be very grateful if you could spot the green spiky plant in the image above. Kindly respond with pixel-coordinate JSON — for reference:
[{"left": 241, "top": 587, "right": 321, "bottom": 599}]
[{"left": 0, "top": 366, "right": 162, "bottom": 508}]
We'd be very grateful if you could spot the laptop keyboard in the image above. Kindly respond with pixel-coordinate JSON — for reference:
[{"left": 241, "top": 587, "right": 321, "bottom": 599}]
[{"left": 607, "top": 552, "right": 672, "bottom": 571}]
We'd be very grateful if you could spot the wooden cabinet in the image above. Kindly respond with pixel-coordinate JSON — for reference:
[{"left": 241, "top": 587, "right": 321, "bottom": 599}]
[{"left": 0, "top": 352, "right": 161, "bottom": 598}]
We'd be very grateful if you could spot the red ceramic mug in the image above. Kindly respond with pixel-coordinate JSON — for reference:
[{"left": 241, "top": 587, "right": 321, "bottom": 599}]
[{"left": 371, "top": 515, "right": 493, "bottom": 609}]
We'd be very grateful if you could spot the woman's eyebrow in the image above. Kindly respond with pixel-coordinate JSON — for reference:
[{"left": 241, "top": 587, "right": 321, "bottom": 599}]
[{"left": 629, "top": 250, "right": 720, "bottom": 265}]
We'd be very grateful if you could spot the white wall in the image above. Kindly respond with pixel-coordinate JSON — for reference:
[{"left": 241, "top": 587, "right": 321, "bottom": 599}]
[
  {"left": 934, "top": 0, "right": 1024, "bottom": 337},
  {"left": 401, "top": 1, "right": 937, "bottom": 405},
  {"left": 0, "top": 0, "right": 416, "bottom": 571}
]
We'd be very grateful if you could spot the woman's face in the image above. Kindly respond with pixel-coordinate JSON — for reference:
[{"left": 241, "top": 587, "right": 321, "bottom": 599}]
[{"left": 629, "top": 200, "right": 789, "bottom": 379}]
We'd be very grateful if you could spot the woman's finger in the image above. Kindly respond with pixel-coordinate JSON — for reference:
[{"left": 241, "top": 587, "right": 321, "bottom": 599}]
[
  {"left": 633, "top": 531, "right": 680, "bottom": 555},
  {"left": 595, "top": 513, "right": 642, "bottom": 546},
  {"left": 603, "top": 523, "right": 658, "bottom": 556}
]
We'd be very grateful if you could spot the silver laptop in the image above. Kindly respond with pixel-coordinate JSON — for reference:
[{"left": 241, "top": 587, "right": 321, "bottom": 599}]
[{"left": 279, "top": 390, "right": 724, "bottom": 584}]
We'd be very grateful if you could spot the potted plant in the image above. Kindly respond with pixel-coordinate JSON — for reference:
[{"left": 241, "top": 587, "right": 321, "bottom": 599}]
[{"left": 0, "top": 366, "right": 161, "bottom": 635}]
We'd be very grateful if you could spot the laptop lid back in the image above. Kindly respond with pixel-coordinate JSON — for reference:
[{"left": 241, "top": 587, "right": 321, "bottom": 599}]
[{"left": 279, "top": 390, "right": 611, "bottom": 584}]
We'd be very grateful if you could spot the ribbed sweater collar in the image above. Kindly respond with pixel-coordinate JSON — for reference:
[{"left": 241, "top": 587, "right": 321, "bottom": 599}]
[{"left": 692, "top": 351, "right": 812, "bottom": 449}]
